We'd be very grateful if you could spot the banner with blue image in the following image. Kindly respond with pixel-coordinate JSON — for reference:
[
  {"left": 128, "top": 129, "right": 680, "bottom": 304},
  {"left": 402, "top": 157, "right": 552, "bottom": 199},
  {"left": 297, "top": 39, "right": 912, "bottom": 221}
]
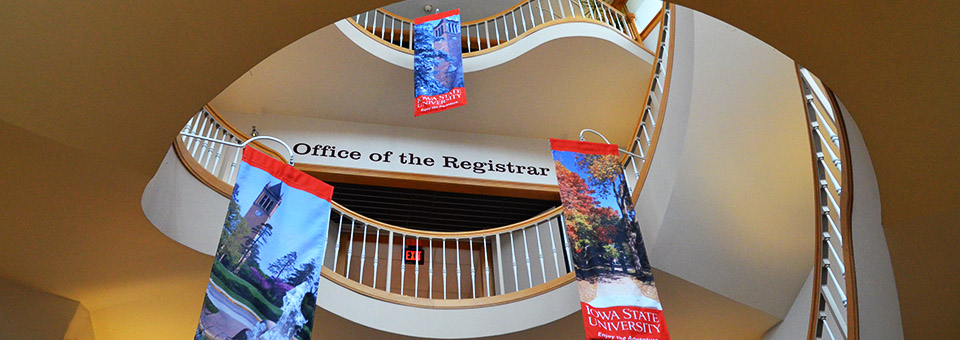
[
  {"left": 196, "top": 148, "right": 333, "bottom": 340},
  {"left": 414, "top": 9, "right": 466, "bottom": 116}
]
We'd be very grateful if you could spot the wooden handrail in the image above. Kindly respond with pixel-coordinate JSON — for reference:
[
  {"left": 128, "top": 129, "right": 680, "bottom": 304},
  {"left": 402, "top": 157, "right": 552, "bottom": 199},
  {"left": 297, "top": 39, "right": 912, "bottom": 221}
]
[
  {"left": 798, "top": 64, "right": 858, "bottom": 340},
  {"left": 321, "top": 267, "right": 575, "bottom": 309},
  {"left": 639, "top": 10, "right": 663, "bottom": 40},
  {"left": 830, "top": 86, "right": 859, "bottom": 340},
  {"left": 629, "top": 3, "right": 674, "bottom": 204},
  {"left": 347, "top": 0, "right": 652, "bottom": 56},
  {"left": 463, "top": 17, "right": 652, "bottom": 57}
]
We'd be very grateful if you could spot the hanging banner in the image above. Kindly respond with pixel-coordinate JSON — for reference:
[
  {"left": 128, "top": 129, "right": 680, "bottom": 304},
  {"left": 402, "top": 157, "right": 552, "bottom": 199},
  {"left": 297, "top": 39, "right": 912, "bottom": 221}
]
[
  {"left": 195, "top": 148, "right": 333, "bottom": 340},
  {"left": 414, "top": 9, "right": 466, "bottom": 116},
  {"left": 550, "top": 139, "right": 670, "bottom": 340}
]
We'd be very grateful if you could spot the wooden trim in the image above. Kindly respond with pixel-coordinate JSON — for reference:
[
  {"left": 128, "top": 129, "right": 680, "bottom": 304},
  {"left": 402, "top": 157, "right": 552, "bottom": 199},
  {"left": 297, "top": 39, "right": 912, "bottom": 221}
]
[
  {"left": 464, "top": 17, "right": 653, "bottom": 58},
  {"left": 828, "top": 87, "right": 859, "bottom": 340},
  {"left": 461, "top": 0, "right": 529, "bottom": 26},
  {"left": 639, "top": 10, "right": 664, "bottom": 41},
  {"left": 203, "top": 105, "right": 288, "bottom": 162},
  {"left": 297, "top": 163, "right": 559, "bottom": 201},
  {"left": 349, "top": 12, "right": 653, "bottom": 57},
  {"left": 798, "top": 63, "right": 824, "bottom": 340},
  {"left": 624, "top": 12, "right": 641, "bottom": 42},
  {"left": 630, "top": 3, "right": 674, "bottom": 204},
  {"left": 347, "top": 18, "right": 414, "bottom": 54},
  {"left": 321, "top": 267, "right": 575, "bottom": 309},
  {"left": 376, "top": 8, "right": 411, "bottom": 23}
]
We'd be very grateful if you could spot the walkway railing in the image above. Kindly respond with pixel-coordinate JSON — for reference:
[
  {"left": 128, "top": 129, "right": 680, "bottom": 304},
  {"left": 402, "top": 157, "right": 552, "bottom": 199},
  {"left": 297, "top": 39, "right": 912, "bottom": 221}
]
[
  {"left": 348, "top": 0, "right": 644, "bottom": 55},
  {"left": 324, "top": 205, "right": 573, "bottom": 302},
  {"left": 174, "top": 106, "right": 577, "bottom": 306},
  {"left": 798, "top": 65, "right": 859, "bottom": 340},
  {"left": 621, "top": 3, "right": 672, "bottom": 200}
]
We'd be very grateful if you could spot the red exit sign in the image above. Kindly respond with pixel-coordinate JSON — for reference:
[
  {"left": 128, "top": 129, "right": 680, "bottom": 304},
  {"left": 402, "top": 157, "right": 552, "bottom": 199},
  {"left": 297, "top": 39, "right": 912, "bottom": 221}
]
[{"left": 404, "top": 245, "right": 425, "bottom": 265}]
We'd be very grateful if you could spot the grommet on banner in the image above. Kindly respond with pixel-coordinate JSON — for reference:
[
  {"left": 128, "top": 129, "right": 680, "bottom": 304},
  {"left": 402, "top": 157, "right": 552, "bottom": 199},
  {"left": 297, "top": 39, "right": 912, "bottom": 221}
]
[
  {"left": 178, "top": 132, "right": 297, "bottom": 165},
  {"left": 578, "top": 128, "right": 644, "bottom": 159}
]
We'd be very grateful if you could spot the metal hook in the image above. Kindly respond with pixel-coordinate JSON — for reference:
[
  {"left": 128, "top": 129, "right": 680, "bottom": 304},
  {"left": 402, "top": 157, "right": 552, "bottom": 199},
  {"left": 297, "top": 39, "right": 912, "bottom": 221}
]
[
  {"left": 239, "top": 136, "right": 296, "bottom": 165},
  {"left": 578, "top": 129, "right": 644, "bottom": 159},
  {"left": 179, "top": 132, "right": 296, "bottom": 165}
]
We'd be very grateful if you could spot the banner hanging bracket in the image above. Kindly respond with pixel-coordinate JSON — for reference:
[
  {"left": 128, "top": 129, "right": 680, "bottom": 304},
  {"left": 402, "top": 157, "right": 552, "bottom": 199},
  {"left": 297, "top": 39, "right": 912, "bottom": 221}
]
[
  {"left": 178, "top": 132, "right": 296, "bottom": 165},
  {"left": 578, "top": 129, "right": 643, "bottom": 159}
]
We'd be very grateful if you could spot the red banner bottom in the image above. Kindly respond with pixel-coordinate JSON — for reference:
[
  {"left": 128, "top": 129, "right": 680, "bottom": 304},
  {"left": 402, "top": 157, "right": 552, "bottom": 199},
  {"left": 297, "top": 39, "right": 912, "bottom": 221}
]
[
  {"left": 415, "top": 87, "right": 467, "bottom": 116},
  {"left": 581, "top": 302, "right": 670, "bottom": 340}
]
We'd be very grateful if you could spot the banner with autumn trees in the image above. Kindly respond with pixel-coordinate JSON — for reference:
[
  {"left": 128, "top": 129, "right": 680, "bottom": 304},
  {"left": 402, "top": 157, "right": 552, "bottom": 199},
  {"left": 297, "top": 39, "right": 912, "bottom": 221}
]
[{"left": 550, "top": 139, "right": 670, "bottom": 340}]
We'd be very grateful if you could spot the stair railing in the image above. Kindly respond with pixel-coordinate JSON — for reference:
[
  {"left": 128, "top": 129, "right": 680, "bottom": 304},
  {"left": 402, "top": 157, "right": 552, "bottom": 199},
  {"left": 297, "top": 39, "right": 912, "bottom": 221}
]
[
  {"left": 620, "top": 3, "right": 672, "bottom": 200},
  {"left": 798, "top": 65, "right": 859, "bottom": 340},
  {"left": 348, "top": 0, "right": 644, "bottom": 55}
]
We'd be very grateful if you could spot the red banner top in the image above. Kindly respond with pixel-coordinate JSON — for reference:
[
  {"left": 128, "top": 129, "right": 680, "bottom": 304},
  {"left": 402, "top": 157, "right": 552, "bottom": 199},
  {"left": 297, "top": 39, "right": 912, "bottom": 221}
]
[
  {"left": 241, "top": 148, "right": 334, "bottom": 201},
  {"left": 415, "top": 8, "right": 461, "bottom": 24},
  {"left": 549, "top": 138, "right": 619, "bottom": 156}
]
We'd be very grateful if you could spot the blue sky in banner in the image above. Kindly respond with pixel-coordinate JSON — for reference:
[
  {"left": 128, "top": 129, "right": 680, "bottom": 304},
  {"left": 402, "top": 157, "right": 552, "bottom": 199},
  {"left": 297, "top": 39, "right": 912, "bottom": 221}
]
[
  {"left": 234, "top": 162, "right": 330, "bottom": 271},
  {"left": 552, "top": 150, "right": 622, "bottom": 210}
]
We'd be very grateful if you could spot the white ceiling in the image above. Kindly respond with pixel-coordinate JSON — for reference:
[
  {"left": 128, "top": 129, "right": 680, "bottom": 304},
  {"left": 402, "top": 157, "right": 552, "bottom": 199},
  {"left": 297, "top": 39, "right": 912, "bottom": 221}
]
[{"left": 210, "top": 22, "right": 652, "bottom": 147}]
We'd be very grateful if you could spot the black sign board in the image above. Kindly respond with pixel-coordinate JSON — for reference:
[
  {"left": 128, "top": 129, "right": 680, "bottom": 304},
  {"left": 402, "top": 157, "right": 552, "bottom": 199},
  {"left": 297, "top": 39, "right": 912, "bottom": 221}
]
[{"left": 403, "top": 245, "right": 425, "bottom": 265}]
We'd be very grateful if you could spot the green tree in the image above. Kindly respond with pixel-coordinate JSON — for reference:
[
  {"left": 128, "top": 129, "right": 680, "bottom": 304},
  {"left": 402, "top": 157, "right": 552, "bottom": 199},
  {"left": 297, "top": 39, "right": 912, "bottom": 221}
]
[
  {"left": 268, "top": 252, "right": 298, "bottom": 280},
  {"left": 217, "top": 197, "right": 252, "bottom": 267},
  {"left": 286, "top": 260, "right": 317, "bottom": 286}
]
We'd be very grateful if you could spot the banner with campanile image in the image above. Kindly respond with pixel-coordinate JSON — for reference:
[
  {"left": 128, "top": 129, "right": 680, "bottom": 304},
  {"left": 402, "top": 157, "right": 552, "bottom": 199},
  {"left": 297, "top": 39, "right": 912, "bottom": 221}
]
[
  {"left": 550, "top": 139, "right": 670, "bottom": 340},
  {"left": 414, "top": 9, "right": 466, "bottom": 116},
  {"left": 195, "top": 148, "right": 333, "bottom": 340}
]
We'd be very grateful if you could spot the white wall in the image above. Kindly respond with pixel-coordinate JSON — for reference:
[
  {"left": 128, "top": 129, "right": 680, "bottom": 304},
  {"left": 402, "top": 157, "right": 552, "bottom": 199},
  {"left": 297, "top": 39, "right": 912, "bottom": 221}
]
[
  {"left": 762, "top": 269, "right": 814, "bottom": 340},
  {"left": 141, "top": 147, "right": 230, "bottom": 256},
  {"left": 633, "top": 6, "right": 814, "bottom": 320},
  {"left": 840, "top": 101, "right": 905, "bottom": 339},
  {"left": 223, "top": 111, "right": 560, "bottom": 186}
]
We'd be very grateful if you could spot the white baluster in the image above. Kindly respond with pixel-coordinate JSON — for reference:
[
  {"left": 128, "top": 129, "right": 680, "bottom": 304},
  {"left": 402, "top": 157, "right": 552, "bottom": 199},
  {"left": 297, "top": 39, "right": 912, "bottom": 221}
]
[
  {"left": 345, "top": 219, "right": 356, "bottom": 279},
  {"left": 372, "top": 228, "right": 380, "bottom": 288},
  {"left": 400, "top": 233, "right": 406, "bottom": 295},
  {"left": 332, "top": 212, "right": 344, "bottom": 272},
  {"left": 414, "top": 236, "right": 420, "bottom": 298},
  {"left": 359, "top": 223, "right": 367, "bottom": 285},
  {"left": 442, "top": 238, "right": 447, "bottom": 299},
  {"left": 386, "top": 231, "right": 394, "bottom": 292},
  {"left": 534, "top": 223, "right": 547, "bottom": 282},
  {"left": 547, "top": 218, "right": 561, "bottom": 278},
  {"left": 469, "top": 238, "right": 477, "bottom": 298},
  {"left": 521, "top": 227, "right": 534, "bottom": 288},
  {"left": 483, "top": 236, "right": 492, "bottom": 297},
  {"left": 496, "top": 234, "right": 506, "bottom": 295}
]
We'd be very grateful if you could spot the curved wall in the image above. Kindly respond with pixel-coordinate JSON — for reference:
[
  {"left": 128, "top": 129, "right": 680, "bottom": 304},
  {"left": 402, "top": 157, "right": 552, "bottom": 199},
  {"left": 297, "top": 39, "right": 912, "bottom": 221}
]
[
  {"left": 633, "top": 6, "right": 813, "bottom": 319},
  {"left": 840, "top": 100, "right": 904, "bottom": 339}
]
